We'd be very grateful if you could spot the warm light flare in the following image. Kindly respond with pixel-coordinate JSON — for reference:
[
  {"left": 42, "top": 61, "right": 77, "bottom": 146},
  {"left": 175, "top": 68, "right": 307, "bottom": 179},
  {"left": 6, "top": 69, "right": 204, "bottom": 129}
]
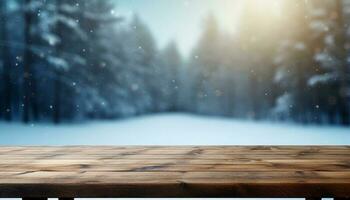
[{"left": 252, "top": 0, "right": 282, "bottom": 15}]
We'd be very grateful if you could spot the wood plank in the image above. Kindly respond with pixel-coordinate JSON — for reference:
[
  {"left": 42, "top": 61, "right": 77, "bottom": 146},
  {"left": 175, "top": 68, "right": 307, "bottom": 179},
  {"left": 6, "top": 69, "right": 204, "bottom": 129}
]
[
  {"left": 1, "top": 148, "right": 349, "bottom": 155},
  {"left": 0, "top": 146, "right": 349, "bottom": 198},
  {"left": 0, "top": 171, "right": 350, "bottom": 183},
  {"left": 1, "top": 146, "right": 349, "bottom": 154},
  {"left": 3, "top": 148, "right": 350, "bottom": 154},
  {"left": 0, "top": 158, "right": 348, "bottom": 164},
  {"left": 1, "top": 154, "right": 349, "bottom": 160},
  {"left": 0, "top": 162, "right": 349, "bottom": 172}
]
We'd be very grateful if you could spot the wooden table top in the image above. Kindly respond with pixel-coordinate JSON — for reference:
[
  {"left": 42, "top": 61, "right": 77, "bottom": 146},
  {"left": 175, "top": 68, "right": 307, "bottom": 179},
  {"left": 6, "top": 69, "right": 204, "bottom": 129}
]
[{"left": 0, "top": 146, "right": 349, "bottom": 198}]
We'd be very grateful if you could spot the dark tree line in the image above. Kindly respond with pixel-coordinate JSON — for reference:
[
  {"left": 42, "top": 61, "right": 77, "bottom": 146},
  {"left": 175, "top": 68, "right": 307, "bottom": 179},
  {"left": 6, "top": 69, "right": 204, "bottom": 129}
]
[
  {"left": 0, "top": 0, "right": 182, "bottom": 124},
  {"left": 0, "top": 0, "right": 350, "bottom": 126}
]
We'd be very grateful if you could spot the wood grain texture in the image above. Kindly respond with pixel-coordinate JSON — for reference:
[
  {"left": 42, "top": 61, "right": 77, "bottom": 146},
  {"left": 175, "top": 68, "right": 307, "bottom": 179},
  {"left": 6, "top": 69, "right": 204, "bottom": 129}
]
[{"left": 0, "top": 146, "right": 349, "bottom": 198}]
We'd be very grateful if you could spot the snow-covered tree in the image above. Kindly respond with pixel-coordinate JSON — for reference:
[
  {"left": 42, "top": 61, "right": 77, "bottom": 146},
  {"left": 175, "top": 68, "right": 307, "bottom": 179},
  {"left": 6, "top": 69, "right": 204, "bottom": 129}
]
[
  {"left": 273, "top": 0, "right": 350, "bottom": 125},
  {"left": 189, "top": 15, "right": 225, "bottom": 115},
  {"left": 308, "top": 0, "right": 350, "bottom": 125},
  {"left": 126, "top": 15, "right": 157, "bottom": 113},
  {"left": 240, "top": 0, "right": 283, "bottom": 119},
  {"left": 155, "top": 41, "right": 182, "bottom": 111},
  {"left": 66, "top": 0, "right": 123, "bottom": 119},
  {"left": 19, "top": 0, "right": 119, "bottom": 123},
  {"left": 273, "top": 0, "right": 317, "bottom": 123}
]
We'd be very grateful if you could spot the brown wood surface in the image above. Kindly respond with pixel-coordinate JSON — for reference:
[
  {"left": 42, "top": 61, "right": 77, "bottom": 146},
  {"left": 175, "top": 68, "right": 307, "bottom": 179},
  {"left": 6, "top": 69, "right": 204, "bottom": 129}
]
[{"left": 0, "top": 146, "right": 349, "bottom": 198}]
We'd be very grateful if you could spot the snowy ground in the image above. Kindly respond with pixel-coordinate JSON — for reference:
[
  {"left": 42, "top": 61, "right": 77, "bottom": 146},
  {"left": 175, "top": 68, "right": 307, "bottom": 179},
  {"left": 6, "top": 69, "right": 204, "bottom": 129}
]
[
  {"left": 0, "top": 113, "right": 349, "bottom": 145},
  {"left": 0, "top": 114, "right": 348, "bottom": 200}
]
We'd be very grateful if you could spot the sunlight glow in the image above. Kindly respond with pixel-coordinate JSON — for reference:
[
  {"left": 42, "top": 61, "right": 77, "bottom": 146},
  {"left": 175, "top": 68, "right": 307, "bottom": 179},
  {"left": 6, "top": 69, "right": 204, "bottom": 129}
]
[
  {"left": 252, "top": 0, "right": 282, "bottom": 15},
  {"left": 240, "top": 0, "right": 284, "bottom": 31},
  {"left": 242, "top": 0, "right": 283, "bottom": 25}
]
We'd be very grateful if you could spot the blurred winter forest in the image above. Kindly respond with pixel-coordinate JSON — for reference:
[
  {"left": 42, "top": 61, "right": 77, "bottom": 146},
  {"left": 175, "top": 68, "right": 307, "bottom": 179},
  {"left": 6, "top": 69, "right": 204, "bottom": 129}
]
[{"left": 0, "top": 0, "right": 350, "bottom": 126}]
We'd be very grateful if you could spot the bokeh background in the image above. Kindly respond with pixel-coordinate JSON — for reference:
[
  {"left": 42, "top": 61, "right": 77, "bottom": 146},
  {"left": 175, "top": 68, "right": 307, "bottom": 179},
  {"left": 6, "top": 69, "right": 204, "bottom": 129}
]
[{"left": 0, "top": 0, "right": 350, "bottom": 143}]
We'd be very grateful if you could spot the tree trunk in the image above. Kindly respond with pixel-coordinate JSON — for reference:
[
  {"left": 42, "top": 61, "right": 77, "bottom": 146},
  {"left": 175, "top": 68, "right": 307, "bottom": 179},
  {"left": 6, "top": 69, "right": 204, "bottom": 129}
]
[
  {"left": 53, "top": 70, "right": 62, "bottom": 124},
  {"left": 22, "top": 0, "right": 35, "bottom": 123},
  {"left": 249, "top": 69, "right": 260, "bottom": 120},
  {"left": 31, "top": 74, "right": 39, "bottom": 121},
  {"left": 53, "top": 0, "right": 65, "bottom": 124},
  {"left": 0, "top": 1, "right": 12, "bottom": 121}
]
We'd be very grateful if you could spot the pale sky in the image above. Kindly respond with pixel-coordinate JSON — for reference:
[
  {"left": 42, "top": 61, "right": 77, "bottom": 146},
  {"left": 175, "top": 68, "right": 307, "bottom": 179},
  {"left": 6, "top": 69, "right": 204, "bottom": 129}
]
[{"left": 116, "top": 0, "right": 241, "bottom": 56}]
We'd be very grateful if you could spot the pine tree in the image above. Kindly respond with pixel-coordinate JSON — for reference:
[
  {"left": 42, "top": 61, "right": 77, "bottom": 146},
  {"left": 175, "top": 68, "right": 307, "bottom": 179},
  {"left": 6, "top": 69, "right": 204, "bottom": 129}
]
[
  {"left": 190, "top": 15, "right": 223, "bottom": 115},
  {"left": 78, "top": 0, "right": 124, "bottom": 118},
  {"left": 240, "top": 0, "right": 283, "bottom": 119},
  {"left": 156, "top": 41, "right": 182, "bottom": 111},
  {"left": 273, "top": 0, "right": 317, "bottom": 123},
  {"left": 128, "top": 15, "right": 157, "bottom": 113},
  {"left": 307, "top": 0, "right": 350, "bottom": 125}
]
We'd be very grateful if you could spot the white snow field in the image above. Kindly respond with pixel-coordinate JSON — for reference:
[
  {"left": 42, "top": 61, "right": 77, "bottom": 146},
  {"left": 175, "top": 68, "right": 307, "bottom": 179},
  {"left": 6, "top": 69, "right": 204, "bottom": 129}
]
[{"left": 0, "top": 113, "right": 349, "bottom": 145}]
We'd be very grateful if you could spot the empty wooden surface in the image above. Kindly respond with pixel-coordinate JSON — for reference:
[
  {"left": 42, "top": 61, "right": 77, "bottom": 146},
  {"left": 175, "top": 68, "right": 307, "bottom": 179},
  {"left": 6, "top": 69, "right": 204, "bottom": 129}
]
[{"left": 0, "top": 146, "right": 349, "bottom": 198}]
